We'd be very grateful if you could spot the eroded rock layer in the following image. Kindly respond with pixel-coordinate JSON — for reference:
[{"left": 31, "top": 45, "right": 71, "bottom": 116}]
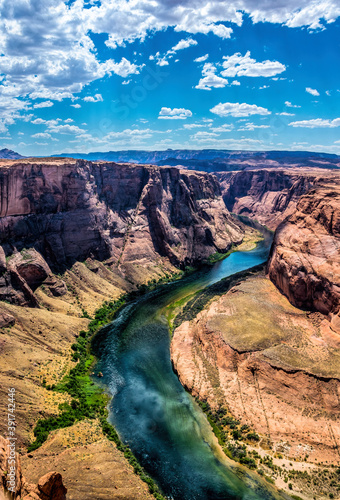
[
  {"left": 217, "top": 168, "right": 338, "bottom": 230},
  {"left": 171, "top": 276, "right": 340, "bottom": 464},
  {"left": 268, "top": 181, "right": 340, "bottom": 320},
  {"left": 0, "top": 159, "right": 243, "bottom": 306}
]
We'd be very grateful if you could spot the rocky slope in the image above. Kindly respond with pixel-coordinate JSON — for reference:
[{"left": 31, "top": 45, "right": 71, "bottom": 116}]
[
  {"left": 0, "top": 158, "right": 243, "bottom": 307},
  {"left": 0, "top": 434, "right": 67, "bottom": 500},
  {"left": 0, "top": 149, "right": 24, "bottom": 160},
  {"left": 217, "top": 168, "right": 339, "bottom": 230}
]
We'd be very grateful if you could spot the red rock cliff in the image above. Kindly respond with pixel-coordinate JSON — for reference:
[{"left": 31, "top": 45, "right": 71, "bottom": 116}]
[
  {"left": 268, "top": 182, "right": 340, "bottom": 320},
  {"left": 0, "top": 159, "right": 243, "bottom": 306},
  {"left": 216, "top": 168, "right": 334, "bottom": 230}
]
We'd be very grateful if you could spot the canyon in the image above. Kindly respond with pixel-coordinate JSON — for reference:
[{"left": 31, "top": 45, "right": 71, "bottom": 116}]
[
  {"left": 0, "top": 158, "right": 245, "bottom": 500},
  {"left": 171, "top": 166, "right": 340, "bottom": 498},
  {"left": 0, "top": 156, "right": 339, "bottom": 499}
]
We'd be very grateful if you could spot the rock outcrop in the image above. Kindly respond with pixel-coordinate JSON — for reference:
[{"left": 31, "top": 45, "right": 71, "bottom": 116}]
[
  {"left": 0, "top": 159, "right": 243, "bottom": 307},
  {"left": 171, "top": 275, "right": 340, "bottom": 465},
  {"left": 268, "top": 182, "right": 340, "bottom": 322},
  {"left": 0, "top": 434, "right": 66, "bottom": 500},
  {"left": 217, "top": 168, "right": 338, "bottom": 230}
]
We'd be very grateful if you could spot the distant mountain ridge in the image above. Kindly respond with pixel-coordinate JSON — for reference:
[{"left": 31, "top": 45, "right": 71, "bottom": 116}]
[
  {"left": 0, "top": 148, "right": 25, "bottom": 159},
  {"left": 52, "top": 149, "right": 340, "bottom": 172}
]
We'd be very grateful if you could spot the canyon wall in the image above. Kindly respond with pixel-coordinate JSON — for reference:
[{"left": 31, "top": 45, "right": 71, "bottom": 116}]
[
  {"left": 268, "top": 181, "right": 340, "bottom": 321},
  {"left": 171, "top": 275, "right": 340, "bottom": 466},
  {"left": 216, "top": 169, "right": 333, "bottom": 230},
  {"left": 219, "top": 167, "right": 340, "bottom": 320},
  {"left": 0, "top": 159, "right": 243, "bottom": 306}
]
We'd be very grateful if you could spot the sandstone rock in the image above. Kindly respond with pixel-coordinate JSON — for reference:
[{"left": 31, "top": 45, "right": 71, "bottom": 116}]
[
  {"left": 268, "top": 184, "right": 340, "bottom": 316},
  {"left": 0, "top": 160, "right": 244, "bottom": 306},
  {"left": 0, "top": 311, "right": 15, "bottom": 328},
  {"left": 38, "top": 472, "right": 67, "bottom": 500},
  {"left": 0, "top": 434, "right": 67, "bottom": 500},
  {"left": 217, "top": 168, "right": 338, "bottom": 230},
  {"left": 42, "top": 276, "right": 67, "bottom": 297},
  {"left": 0, "top": 434, "right": 23, "bottom": 498},
  {"left": 171, "top": 276, "right": 340, "bottom": 463},
  {"left": 0, "top": 247, "right": 6, "bottom": 274}
]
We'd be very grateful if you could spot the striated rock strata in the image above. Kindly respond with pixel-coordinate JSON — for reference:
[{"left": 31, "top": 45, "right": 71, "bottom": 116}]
[
  {"left": 0, "top": 158, "right": 243, "bottom": 307},
  {"left": 171, "top": 276, "right": 340, "bottom": 464},
  {"left": 268, "top": 181, "right": 340, "bottom": 323},
  {"left": 217, "top": 168, "right": 338, "bottom": 230}
]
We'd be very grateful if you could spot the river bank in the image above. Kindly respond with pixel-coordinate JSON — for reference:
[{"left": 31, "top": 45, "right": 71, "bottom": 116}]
[{"left": 171, "top": 272, "right": 340, "bottom": 499}]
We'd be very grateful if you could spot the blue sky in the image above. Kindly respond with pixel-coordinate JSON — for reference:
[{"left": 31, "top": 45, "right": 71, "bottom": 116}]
[{"left": 0, "top": 0, "right": 340, "bottom": 156}]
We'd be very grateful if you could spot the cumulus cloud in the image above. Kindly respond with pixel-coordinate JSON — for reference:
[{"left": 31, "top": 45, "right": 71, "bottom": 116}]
[
  {"left": 71, "top": 103, "right": 81, "bottom": 108},
  {"left": 88, "top": 0, "right": 340, "bottom": 53},
  {"left": 289, "top": 118, "right": 340, "bottom": 128},
  {"left": 306, "top": 87, "right": 320, "bottom": 96},
  {"left": 33, "top": 101, "right": 54, "bottom": 109},
  {"left": 194, "top": 54, "right": 209, "bottom": 63},
  {"left": 31, "top": 132, "right": 52, "bottom": 139},
  {"left": 170, "top": 38, "right": 198, "bottom": 52},
  {"left": 195, "top": 63, "right": 229, "bottom": 90},
  {"left": 221, "top": 51, "right": 286, "bottom": 78},
  {"left": 158, "top": 107, "right": 192, "bottom": 119},
  {"left": 83, "top": 94, "right": 103, "bottom": 102},
  {"left": 210, "top": 102, "right": 271, "bottom": 117},
  {"left": 106, "top": 58, "right": 144, "bottom": 77},
  {"left": 47, "top": 124, "right": 87, "bottom": 135}
]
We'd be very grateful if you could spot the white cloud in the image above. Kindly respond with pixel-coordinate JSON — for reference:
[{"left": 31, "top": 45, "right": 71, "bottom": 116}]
[
  {"left": 306, "top": 87, "right": 320, "bottom": 96},
  {"left": 194, "top": 54, "right": 209, "bottom": 63},
  {"left": 83, "top": 93, "right": 103, "bottom": 102},
  {"left": 47, "top": 124, "right": 87, "bottom": 135},
  {"left": 289, "top": 118, "right": 340, "bottom": 128},
  {"left": 183, "top": 123, "right": 207, "bottom": 129},
  {"left": 231, "top": 80, "right": 241, "bottom": 86},
  {"left": 191, "top": 131, "right": 220, "bottom": 140},
  {"left": 276, "top": 112, "right": 295, "bottom": 116},
  {"left": 64, "top": 118, "right": 74, "bottom": 123},
  {"left": 221, "top": 51, "right": 286, "bottom": 78},
  {"left": 211, "top": 124, "right": 234, "bottom": 132},
  {"left": 170, "top": 38, "right": 197, "bottom": 52},
  {"left": 195, "top": 74, "right": 229, "bottom": 90},
  {"left": 31, "top": 132, "right": 52, "bottom": 139},
  {"left": 71, "top": 104, "right": 81, "bottom": 109},
  {"left": 195, "top": 62, "right": 229, "bottom": 90},
  {"left": 210, "top": 102, "right": 271, "bottom": 117},
  {"left": 106, "top": 58, "right": 144, "bottom": 77},
  {"left": 33, "top": 101, "right": 54, "bottom": 109},
  {"left": 88, "top": 0, "right": 340, "bottom": 54},
  {"left": 238, "top": 122, "right": 270, "bottom": 131},
  {"left": 285, "top": 101, "right": 301, "bottom": 108},
  {"left": 158, "top": 107, "right": 192, "bottom": 119},
  {"left": 151, "top": 37, "right": 198, "bottom": 67}
]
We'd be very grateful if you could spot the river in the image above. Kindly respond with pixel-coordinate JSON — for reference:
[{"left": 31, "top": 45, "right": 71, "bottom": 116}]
[{"left": 92, "top": 224, "right": 287, "bottom": 500}]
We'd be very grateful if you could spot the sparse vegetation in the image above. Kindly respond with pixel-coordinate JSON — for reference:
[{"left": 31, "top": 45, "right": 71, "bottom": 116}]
[{"left": 27, "top": 289, "right": 169, "bottom": 500}]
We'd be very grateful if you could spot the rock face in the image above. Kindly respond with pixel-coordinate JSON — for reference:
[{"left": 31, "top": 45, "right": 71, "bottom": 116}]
[
  {"left": 0, "top": 159, "right": 243, "bottom": 307},
  {"left": 0, "top": 434, "right": 67, "bottom": 500},
  {"left": 217, "top": 168, "right": 335, "bottom": 230},
  {"left": 268, "top": 182, "right": 340, "bottom": 320},
  {"left": 171, "top": 276, "right": 340, "bottom": 464}
]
